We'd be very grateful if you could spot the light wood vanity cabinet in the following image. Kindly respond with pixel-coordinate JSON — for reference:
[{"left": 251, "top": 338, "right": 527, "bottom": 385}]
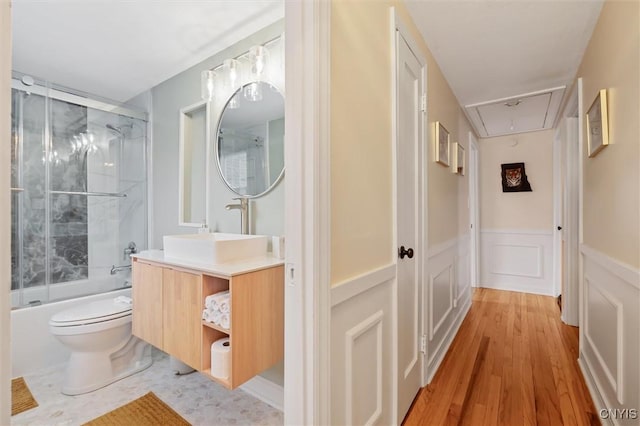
[
  {"left": 131, "top": 255, "right": 284, "bottom": 389},
  {"left": 131, "top": 261, "right": 163, "bottom": 349},
  {"left": 162, "top": 268, "right": 202, "bottom": 370}
]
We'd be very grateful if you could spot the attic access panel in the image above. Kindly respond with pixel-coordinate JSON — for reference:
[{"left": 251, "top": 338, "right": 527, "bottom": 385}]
[{"left": 465, "top": 86, "right": 565, "bottom": 137}]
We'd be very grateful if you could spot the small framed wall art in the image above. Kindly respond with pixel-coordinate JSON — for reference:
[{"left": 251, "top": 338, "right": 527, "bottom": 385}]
[
  {"left": 501, "top": 162, "right": 532, "bottom": 192},
  {"left": 586, "top": 89, "right": 609, "bottom": 157},
  {"left": 435, "top": 121, "right": 450, "bottom": 166},
  {"left": 452, "top": 143, "right": 465, "bottom": 175}
]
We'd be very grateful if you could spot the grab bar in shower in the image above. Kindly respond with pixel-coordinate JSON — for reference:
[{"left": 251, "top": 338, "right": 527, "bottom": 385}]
[
  {"left": 48, "top": 190, "right": 127, "bottom": 198},
  {"left": 11, "top": 187, "right": 25, "bottom": 192}
]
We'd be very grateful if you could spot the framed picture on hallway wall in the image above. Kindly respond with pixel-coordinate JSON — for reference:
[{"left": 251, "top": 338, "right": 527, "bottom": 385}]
[
  {"left": 452, "top": 143, "right": 465, "bottom": 175},
  {"left": 435, "top": 121, "right": 450, "bottom": 166},
  {"left": 586, "top": 89, "right": 609, "bottom": 157}
]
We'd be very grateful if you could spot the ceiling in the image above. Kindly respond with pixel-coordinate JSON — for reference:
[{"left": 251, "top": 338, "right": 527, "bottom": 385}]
[
  {"left": 405, "top": 0, "right": 604, "bottom": 137},
  {"left": 12, "top": 0, "right": 284, "bottom": 103}
]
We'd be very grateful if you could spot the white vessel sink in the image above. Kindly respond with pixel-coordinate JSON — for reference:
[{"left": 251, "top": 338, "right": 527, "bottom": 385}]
[{"left": 163, "top": 233, "right": 268, "bottom": 265}]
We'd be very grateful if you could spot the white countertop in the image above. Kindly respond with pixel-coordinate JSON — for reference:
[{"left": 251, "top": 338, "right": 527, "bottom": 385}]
[{"left": 132, "top": 250, "right": 284, "bottom": 279}]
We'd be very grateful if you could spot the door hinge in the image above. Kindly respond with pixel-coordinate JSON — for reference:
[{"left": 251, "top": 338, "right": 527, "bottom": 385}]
[
  {"left": 420, "top": 94, "right": 427, "bottom": 112},
  {"left": 420, "top": 334, "right": 427, "bottom": 354}
]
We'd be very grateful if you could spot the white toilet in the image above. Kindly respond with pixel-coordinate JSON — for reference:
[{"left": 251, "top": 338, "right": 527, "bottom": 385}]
[{"left": 49, "top": 297, "right": 153, "bottom": 395}]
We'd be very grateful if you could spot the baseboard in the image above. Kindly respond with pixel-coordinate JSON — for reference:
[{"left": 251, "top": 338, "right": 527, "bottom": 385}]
[
  {"left": 479, "top": 281, "right": 554, "bottom": 296},
  {"left": 426, "top": 290, "right": 471, "bottom": 384},
  {"left": 240, "top": 375, "right": 284, "bottom": 412}
]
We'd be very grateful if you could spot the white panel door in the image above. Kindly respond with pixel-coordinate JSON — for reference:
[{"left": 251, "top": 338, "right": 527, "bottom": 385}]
[{"left": 396, "top": 31, "right": 423, "bottom": 423}]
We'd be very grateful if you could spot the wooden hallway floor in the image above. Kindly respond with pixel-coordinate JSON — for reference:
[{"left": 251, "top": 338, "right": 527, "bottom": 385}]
[{"left": 403, "top": 288, "right": 599, "bottom": 426}]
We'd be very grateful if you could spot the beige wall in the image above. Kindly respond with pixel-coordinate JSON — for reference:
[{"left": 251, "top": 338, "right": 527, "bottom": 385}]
[
  {"left": 577, "top": 0, "right": 639, "bottom": 268},
  {"left": 479, "top": 130, "right": 554, "bottom": 230},
  {"left": 457, "top": 113, "right": 474, "bottom": 237},
  {"left": 1, "top": 1, "right": 11, "bottom": 422},
  {"left": 330, "top": 0, "right": 472, "bottom": 284}
]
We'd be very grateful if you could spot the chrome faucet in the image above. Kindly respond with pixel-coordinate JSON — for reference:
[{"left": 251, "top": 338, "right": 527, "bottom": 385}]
[
  {"left": 110, "top": 264, "right": 132, "bottom": 275},
  {"left": 225, "top": 197, "right": 249, "bottom": 234},
  {"left": 123, "top": 241, "right": 137, "bottom": 260}
]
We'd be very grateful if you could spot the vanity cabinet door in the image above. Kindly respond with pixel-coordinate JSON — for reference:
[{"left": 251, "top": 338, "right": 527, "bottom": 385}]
[
  {"left": 163, "top": 268, "right": 202, "bottom": 370},
  {"left": 132, "top": 261, "right": 164, "bottom": 348}
]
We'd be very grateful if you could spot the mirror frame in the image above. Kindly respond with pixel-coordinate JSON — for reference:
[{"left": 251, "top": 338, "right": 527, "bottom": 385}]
[
  {"left": 214, "top": 81, "right": 285, "bottom": 199},
  {"left": 178, "top": 100, "right": 210, "bottom": 227}
]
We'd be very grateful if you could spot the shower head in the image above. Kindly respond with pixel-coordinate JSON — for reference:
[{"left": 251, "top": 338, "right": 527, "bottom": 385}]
[
  {"left": 106, "top": 124, "right": 122, "bottom": 134},
  {"left": 105, "top": 123, "right": 134, "bottom": 135}
]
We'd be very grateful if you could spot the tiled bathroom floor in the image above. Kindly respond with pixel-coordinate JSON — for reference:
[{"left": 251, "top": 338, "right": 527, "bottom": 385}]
[{"left": 12, "top": 349, "right": 283, "bottom": 426}]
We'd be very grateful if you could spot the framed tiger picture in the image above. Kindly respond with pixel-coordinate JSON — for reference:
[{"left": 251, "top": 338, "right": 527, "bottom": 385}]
[{"left": 501, "top": 162, "right": 532, "bottom": 192}]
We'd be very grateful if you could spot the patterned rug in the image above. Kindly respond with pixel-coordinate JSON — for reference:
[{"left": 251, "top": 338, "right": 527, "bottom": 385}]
[
  {"left": 11, "top": 377, "right": 39, "bottom": 416},
  {"left": 82, "top": 392, "right": 191, "bottom": 425}
]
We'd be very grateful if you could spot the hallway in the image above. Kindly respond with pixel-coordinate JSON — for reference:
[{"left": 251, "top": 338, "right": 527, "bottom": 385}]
[{"left": 404, "top": 288, "right": 598, "bottom": 425}]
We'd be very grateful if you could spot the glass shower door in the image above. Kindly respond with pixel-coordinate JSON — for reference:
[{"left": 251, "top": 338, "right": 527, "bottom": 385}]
[
  {"left": 10, "top": 80, "right": 148, "bottom": 308},
  {"left": 11, "top": 89, "right": 49, "bottom": 308}
]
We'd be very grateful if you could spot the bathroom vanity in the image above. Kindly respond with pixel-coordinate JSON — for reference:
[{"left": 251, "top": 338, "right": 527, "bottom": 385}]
[{"left": 130, "top": 250, "right": 284, "bottom": 389}]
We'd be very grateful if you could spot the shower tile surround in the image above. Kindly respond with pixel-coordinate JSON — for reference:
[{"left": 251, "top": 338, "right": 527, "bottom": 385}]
[{"left": 11, "top": 350, "right": 283, "bottom": 425}]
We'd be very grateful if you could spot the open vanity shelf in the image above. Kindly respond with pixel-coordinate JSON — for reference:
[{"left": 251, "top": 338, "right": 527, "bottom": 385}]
[{"left": 131, "top": 251, "right": 284, "bottom": 390}]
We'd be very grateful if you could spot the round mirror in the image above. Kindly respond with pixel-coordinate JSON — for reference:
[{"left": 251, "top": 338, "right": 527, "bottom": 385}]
[{"left": 216, "top": 81, "right": 285, "bottom": 198}]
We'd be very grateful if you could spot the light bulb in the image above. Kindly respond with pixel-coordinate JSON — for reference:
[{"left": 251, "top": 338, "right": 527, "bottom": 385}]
[
  {"left": 201, "top": 70, "right": 215, "bottom": 101},
  {"left": 223, "top": 59, "right": 240, "bottom": 91},
  {"left": 249, "top": 45, "right": 270, "bottom": 81}
]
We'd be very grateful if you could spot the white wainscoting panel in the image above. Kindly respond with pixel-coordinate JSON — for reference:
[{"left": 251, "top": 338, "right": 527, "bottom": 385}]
[
  {"left": 345, "top": 310, "right": 384, "bottom": 425},
  {"left": 331, "top": 265, "right": 395, "bottom": 426},
  {"left": 425, "top": 236, "right": 472, "bottom": 383},
  {"left": 480, "top": 229, "right": 554, "bottom": 295},
  {"left": 579, "top": 245, "right": 639, "bottom": 424}
]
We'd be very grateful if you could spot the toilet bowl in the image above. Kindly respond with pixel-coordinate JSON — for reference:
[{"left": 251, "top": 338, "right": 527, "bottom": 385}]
[{"left": 49, "top": 297, "right": 153, "bottom": 395}]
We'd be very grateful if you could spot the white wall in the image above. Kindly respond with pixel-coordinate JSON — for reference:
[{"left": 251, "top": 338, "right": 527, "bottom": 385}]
[{"left": 478, "top": 130, "right": 555, "bottom": 295}]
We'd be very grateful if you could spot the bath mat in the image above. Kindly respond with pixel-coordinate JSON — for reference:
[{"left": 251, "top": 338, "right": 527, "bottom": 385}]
[
  {"left": 11, "top": 376, "right": 39, "bottom": 416},
  {"left": 82, "top": 392, "right": 190, "bottom": 426}
]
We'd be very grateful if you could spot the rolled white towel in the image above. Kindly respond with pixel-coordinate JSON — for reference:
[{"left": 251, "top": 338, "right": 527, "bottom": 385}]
[
  {"left": 202, "top": 308, "right": 211, "bottom": 322},
  {"left": 204, "top": 295, "right": 215, "bottom": 310},
  {"left": 212, "top": 310, "right": 222, "bottom": 326},
  {"left": 205, "top": 290, "right": 229, "bottom": 310},
  {"left": 219, "top": 296, "right": 230, "bottom": 314},
  {"left": 220, "top": 313, "right": 231, "bottom": 330}
]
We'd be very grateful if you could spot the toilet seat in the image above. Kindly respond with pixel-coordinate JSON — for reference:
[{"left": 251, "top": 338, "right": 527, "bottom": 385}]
[{"left": 50, "top": 298, "right": 132, "bottom": 327}]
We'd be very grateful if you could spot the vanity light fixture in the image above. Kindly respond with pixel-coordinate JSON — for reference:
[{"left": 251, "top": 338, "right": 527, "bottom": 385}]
[
  {"left": 223, "top": 59, "right": 241, "bottom": 109},
  {"left": 222, "top": 59, "right": 241, "bottom": 90},
  {"left": 248, "top": 45, "right": 269, "bottom": 81},
  {"left": 201, "top": 70, "right": 216, "bottom": 102},
  {"left": 200, "top": 36, "right": 280, "bottom": 105}
]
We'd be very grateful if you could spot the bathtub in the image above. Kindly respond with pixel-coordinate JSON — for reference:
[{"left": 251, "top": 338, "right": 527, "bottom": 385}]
[{"left": 11, "top": 285, "right": 132, "bottom": 377}]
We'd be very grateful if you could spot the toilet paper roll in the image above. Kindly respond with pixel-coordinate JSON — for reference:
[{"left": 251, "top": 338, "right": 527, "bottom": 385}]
[{"left": 211, "top": 337, "right": 231, "bottom": 380}]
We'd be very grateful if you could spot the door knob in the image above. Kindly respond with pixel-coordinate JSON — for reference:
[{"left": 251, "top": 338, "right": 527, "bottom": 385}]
[
  {"left": 398, "top": 246, "right": 414, "bottom": 259},
  {"left": 557, "top": 226, "right": 562, "bottom": 231}
]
